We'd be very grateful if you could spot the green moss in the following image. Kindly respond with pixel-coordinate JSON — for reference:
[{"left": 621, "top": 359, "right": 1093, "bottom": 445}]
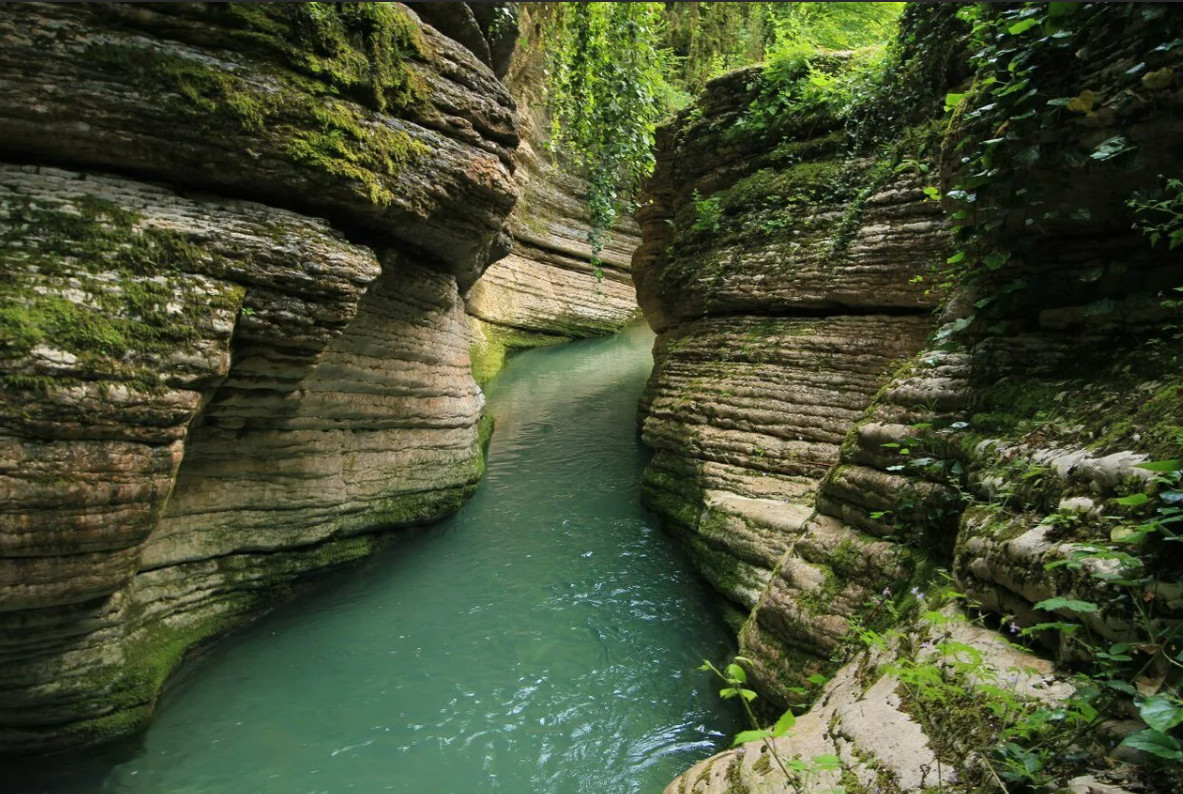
[
  {"left": 718, "top": 159, "right": 858, "bottom": 217},
  {"left": 0, "top": 195, "right": 243, "bottom": 385},
  {"left": 82, "top": 2, "right": 431, "bottom": 206},
  {"left": 279, "top": 99, "right": 427, "bottom": 207},
  {"left": 797, "top": 562, "right": 844, "bottom": 616},
  {"left": 640, "top": 468, "right": 705, "bottom": 535},
  {"left": 477, "top": 410, "right": 495, "bottom": 456},
  {"left": 224, "top": 2, "right": 428, "bottom": 113},
  {"left": 468, "top": 317, "right": 572, "bottom": 387},
  {"left": 84, "top": 43, "right": 274, "bottom": 133},
  {"left": 969, "top": 337, "right": 1183, "bottom": 461},
  {"left": 332, "top": 486, "right": 476, "bottom": 536}
]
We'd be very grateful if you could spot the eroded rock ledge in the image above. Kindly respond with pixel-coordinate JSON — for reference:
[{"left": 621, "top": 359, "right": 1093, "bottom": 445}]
[
  {"left": 655, "top": 4, "right": 1183, "bottom": 792},
  {"left": 0, "top": 2, "right": 519, "bottom": 752},
  {"left": 634, "top": 62, "right": 947, "bottom": 624}
]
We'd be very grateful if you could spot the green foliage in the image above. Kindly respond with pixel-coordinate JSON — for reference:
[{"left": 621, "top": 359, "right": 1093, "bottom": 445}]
[
  {"left": 545, "top": 3, "right": 670, "bottom": 257},
  {"left": 765, "top": 2, "right": 905, "bottom": 57},
  {"left": 727, "top": 3, "right": 905, "bottom": 141},
  {"left": 1129, "top": 177, "right": 1183, "bottom": 250},
  {"left": 689, "top": 190, "right": 722, "bottom": 234},
  {"left": 662, "top": 2, "right": 774, "bottom": 96},
  {"left": 936, "top": 3, "right": 1183, "bottom": 295},
  {"left": 699, "top": 657, "right": 834, "bottom": 787}
]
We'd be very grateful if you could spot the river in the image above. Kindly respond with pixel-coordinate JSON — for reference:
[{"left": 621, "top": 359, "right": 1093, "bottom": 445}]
[{"left": 12, "top": 322, "right": 738, "bottom": 794}]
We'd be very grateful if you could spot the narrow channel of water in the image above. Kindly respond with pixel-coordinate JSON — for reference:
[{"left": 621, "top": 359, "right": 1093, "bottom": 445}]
[{"left": 15, "top": 322, "right": 739, "bottom": 794}]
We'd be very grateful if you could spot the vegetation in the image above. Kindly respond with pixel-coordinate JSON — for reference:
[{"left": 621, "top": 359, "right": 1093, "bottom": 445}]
[
  {"left": 539, "top": 2, "right": 906, "bottom": 258},
  {"left": 83, "top": 2, "right": 429, "bottom": 207},
  {"left": 701, "top": 658, "right": 838, "bottom": 790},
  {"left": 542, "top": 2, "right": 670, "bottom": 259},
  {"left": 936, "top": 3, "right": 1182, "bottom": 294}
]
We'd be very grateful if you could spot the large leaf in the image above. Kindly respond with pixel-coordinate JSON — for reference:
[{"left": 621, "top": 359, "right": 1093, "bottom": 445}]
[
  {"left": 1140, "top": 695, "right": 1183, "bottom": 733},
  {"left": 732, "top": 729, "right": 771, "bottom": 747},
  {"left": 772, "top": 710, "right": 796, "bottom": 736},
  {"left": 1091, "top": 135, "right": 1135, "bottom": 161},
  {"left": 1136, "top": 459, "right": 1181, "bottom": 473},
  {"left": 1121, "top": 729, "right": 1183, "bottom": 760}
]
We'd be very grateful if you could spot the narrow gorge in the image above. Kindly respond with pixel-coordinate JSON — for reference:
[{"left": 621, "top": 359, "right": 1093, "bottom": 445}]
[{"left": 1, "top": 3, "right": 1181, "bottom": 794}]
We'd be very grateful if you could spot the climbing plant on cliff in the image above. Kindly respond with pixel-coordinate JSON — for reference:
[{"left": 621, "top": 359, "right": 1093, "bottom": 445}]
[
  {"left": 544, "top": 2, "right": 670, "bottom": 260},
  {"left": 938, "top": 2, "right": 1183, "bottom": 294}
]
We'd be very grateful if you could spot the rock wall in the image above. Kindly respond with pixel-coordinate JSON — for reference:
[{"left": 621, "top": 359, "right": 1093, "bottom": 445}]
[
  {"left": 657, "top": 4, "right": 1183, "bottom": 792},
  {"left": 0, "top": 2, "right": 518, "bottom": 753},
  {"left": 466, "top": 6, "right": 642, "bottom": 384},
  {"left": 634, "top": 63, "right": 948, "bottom": 625}
]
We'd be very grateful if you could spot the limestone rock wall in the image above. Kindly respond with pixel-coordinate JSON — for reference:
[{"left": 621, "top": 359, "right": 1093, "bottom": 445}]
[
  {"left": 658, "top": 4, "right": 1183, "bottom": 792},
  {"left": 0, "top": 2, "right": 520, "bottom": 753},
  {"left": 465, "top": 5, "right": 642, "bottom": 384},
  {"left": 634, "top": 65, "right": 947, "bottom": 622}
]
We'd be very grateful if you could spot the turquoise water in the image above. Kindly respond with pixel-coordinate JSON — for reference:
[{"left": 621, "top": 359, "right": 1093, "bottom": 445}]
[{"left": 15, "top": 323, "right": 738, "bottom": 794}]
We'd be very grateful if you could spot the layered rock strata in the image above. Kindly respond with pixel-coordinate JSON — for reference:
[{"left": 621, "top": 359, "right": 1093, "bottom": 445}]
[
  {"left": 0, "top": 2, "right": 518, "bottom": 752},
  {"left": 466, "top": 5, "right": 641, "bottom": 384},
  {"left": 635, "top": 65, "right": 947, "bottom": 623},
  {"left": 659, "top": 4, "right": 1183, "bottom": 791}
]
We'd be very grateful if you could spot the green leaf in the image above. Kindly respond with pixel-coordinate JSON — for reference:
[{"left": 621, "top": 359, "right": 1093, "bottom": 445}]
[
  {"left": 725, "top": 663, "right": 747, "bottom": 684},
  {"left": 739, "top": 688, "right": 757, "bottom": 702},
  {"left": 1116, "top": 493, "right": 1150, "bottom": 507},
  {"left": 1139, "top": 695, "right": 1183, "bottom": 733},
  {"left": 720, "top": 687, "right": 738, "bottom": 700},
  {"left": 1091, "top": 135, "right": 1135, "bottom": 161},
  {"left": 732, "top": 729, "right": 772, "bottom": 747},
  {"left": 1105, "top": 679, "right": 1138, "bottom": 695},
  {"left": 1033, "top": 597, "right": 1099, "bottom": 614},
  {"left": 811, "top": 754, "right": 841, "bottom": 769},
  {"left": 1136, "top": 459, "right": 1181, "bottom": 473},
  {"left": 807, "top": 674, "right": 829, "bottom": 686},
  {"left": 944, "top": 92, "right": 967, "bottom": 112},
  {"left": 773, "top": 710, "right": 796, "bottom": 736},
  {"left": 983, "top": 251, "right": 1011, "bottom": 270},
  {"left": 1008, "top": 18, "right": 1040, "bottom": 35},
  {"left": 1121, "top": 729, "right": 1183, "bottom": 760}
]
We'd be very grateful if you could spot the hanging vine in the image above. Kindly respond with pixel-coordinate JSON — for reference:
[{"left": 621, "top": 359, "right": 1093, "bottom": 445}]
[{"left": 544, "top": 2, "right": 669, "bottom": 262}]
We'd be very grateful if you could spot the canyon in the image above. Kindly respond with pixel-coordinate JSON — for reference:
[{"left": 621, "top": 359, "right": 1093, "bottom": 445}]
[{"left": 1, "top": 3, "right": 1181, "bottom": 793}]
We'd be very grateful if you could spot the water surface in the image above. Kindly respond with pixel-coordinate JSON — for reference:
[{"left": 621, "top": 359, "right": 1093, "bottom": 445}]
[{"left": 15, "top": 322, "right": 738, "bottom": 794}]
